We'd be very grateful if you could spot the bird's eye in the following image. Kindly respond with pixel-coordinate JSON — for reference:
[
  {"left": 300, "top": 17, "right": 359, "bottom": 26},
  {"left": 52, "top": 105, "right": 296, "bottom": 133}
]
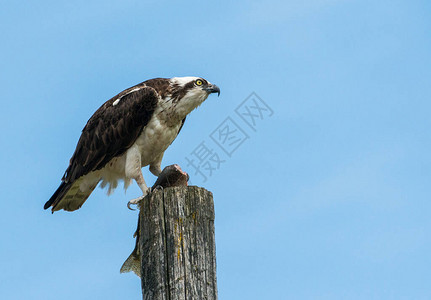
[{"left": 195, "top": 79, "right": 203, "bottom": 86}]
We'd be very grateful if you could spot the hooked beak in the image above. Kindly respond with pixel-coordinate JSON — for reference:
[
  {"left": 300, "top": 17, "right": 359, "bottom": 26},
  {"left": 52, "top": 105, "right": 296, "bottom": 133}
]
[{"left": 204, "top": 84, "right": 220, "bottom": 96}]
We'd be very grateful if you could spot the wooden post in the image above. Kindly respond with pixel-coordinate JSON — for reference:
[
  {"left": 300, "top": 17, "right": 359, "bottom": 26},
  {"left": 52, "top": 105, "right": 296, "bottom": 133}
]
[
  {"left": 139, "top": 186, "right": 218, "bottom": 300},
  {"left": 120, "top": 165, "right": 218, "bottom": 299}
]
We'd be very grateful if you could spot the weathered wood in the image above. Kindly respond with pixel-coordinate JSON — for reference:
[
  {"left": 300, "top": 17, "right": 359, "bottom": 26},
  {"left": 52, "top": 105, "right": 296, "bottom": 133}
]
[
  {"left": 120, "top": 164, "right": 217, "bottom": 300},
  {"left": 139, "top": 186, "right": 217, "bottom": 300},
  {"left": 120, "top": 164, "right": 190, "bottom": 277}
]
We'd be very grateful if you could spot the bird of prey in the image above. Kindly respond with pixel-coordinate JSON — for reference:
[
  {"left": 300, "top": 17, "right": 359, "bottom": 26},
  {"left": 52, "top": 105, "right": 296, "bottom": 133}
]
[{"left": 44, "top": 77, "right": 220, "bottom": 212}]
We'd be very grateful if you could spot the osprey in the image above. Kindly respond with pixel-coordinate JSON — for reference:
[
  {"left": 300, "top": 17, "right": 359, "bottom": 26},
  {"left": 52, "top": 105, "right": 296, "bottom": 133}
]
[{"left": 44, "top": 76, "right": 220, "bottom": 212}]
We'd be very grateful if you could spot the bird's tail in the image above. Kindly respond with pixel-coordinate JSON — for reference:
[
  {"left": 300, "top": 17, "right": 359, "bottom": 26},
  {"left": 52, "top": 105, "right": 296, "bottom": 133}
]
[
  {"left": 44, "top": 178, "right": 97, "bottom": 212},
  {"left": 44, "top": 182, "right": 71, "bottom": 211}
]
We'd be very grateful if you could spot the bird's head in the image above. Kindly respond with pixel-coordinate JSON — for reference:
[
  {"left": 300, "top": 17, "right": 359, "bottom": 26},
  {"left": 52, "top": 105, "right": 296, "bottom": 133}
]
[{"left": 167, "top": 76, "right": 220, "bottom": 119}]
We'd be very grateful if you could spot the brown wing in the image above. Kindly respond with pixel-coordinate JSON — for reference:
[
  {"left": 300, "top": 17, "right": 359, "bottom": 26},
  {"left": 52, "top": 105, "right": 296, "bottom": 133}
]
[
  {"left": 44, "top": 83, "right": 160, "bottom": 212},
  {"left": 62, "top": 84, "right": 159, "bottom": 183}
]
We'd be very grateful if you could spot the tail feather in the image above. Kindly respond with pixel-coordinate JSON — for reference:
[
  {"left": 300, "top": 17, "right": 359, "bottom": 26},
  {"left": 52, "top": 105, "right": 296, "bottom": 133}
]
[
  {"left": 45, "top": 178, "right": 98, "bottom": 212},
  {"left": 44, "top": 182, "right": 71, "bottom": 210}
]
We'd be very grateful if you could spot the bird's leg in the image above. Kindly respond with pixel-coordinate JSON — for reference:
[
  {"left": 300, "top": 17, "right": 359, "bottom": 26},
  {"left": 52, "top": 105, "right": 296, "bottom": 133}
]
[
  {"left": 149, "top": 164, "right": 162, "bottom": 177},
  {"left": 125, "top": 145, "right": 151, "bottom": 210},
  {"left": 149, "top": 158, "right": 164, "bottom": 192},
  {"left": 149, "top": 153, "right": 164, "bottom": 177},
  {"left": 127, "top": 172, "right": 150, "bottom": 210},
  {"left": 136, "top": 171, "right": 151, "bottom": 196}
]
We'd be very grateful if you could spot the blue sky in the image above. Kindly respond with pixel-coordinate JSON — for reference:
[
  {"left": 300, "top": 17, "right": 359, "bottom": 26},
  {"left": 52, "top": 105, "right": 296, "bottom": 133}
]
[{"left": 1, "top": 0, "right": 430, "bottom": 299}]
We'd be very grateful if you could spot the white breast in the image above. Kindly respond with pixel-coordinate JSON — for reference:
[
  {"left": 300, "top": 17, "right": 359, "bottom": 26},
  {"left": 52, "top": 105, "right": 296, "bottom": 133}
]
[
  {"left": 93, "top": 107, "right": 181, "bottom": 193},
  {"left": 134, "top": 111, "right": 182, "bottom": 166}
]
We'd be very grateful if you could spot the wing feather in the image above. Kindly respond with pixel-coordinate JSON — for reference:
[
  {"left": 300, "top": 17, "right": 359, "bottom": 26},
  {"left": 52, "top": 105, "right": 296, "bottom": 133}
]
[
  {"left": 45, "top": 81, "right": 164, "bottom": 211},
  {"left": 62, "top": 84, "right": 159, "bottom": 183}
]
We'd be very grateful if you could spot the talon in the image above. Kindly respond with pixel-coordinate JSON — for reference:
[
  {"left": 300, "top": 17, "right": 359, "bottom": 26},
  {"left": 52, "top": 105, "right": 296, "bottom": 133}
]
[
  {"left": 127, "top": 187, "right": 153, "bottom": 210},
  {"left": 127, "top": 201, "right": 137, "bottom": 211},
  {"left": 127, "top": 197, "right": 143, "bottom": 211},
  {"left": 153, "top": 185, "right": 164, "bottom": 192}
]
